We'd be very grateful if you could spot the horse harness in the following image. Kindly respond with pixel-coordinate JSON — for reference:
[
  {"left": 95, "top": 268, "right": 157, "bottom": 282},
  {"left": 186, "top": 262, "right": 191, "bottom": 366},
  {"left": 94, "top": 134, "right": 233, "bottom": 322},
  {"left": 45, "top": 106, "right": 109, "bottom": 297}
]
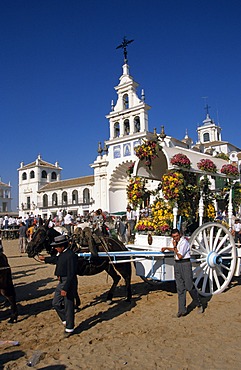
[{"left": 0, "top": 266, "right": 10, "bottom": 271}]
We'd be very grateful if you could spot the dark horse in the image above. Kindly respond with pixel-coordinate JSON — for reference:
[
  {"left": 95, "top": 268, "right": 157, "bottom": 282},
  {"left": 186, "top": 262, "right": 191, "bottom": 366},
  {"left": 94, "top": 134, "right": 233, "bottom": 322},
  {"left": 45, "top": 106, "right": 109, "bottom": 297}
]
[
  {"left": 0, "top": 252, "right": 18, "bottom": 323},
  {"left": 26, "top": 224, "right": 132, "bottom": 303}
]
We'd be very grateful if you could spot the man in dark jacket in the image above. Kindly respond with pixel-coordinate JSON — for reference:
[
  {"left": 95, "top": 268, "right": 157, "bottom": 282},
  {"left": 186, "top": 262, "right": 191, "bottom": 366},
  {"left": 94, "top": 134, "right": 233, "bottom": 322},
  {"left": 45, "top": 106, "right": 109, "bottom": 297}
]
[{"left": 39, "top": 235, "right": 78, "bottom": 338}]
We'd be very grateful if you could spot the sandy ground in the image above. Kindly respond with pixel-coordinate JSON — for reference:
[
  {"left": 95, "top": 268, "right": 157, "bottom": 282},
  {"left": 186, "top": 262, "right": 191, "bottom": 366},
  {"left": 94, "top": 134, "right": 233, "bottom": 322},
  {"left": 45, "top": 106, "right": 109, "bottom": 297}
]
[{"left": 1, "top": 239, "right": 241, "bottom": 369}]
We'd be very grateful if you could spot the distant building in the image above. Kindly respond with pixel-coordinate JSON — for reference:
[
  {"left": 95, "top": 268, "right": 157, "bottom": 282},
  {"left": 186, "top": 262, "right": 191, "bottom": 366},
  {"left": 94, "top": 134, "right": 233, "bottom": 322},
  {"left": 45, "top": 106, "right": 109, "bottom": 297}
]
[
  {"left": 18, "top": 155, "right": 94, "bottom": 219},
  {"left": 18, "top": 59, "right": 241, "bottom": 218},
  {"left": 0, "top": 179, "right": 12, "bottom": 214}
]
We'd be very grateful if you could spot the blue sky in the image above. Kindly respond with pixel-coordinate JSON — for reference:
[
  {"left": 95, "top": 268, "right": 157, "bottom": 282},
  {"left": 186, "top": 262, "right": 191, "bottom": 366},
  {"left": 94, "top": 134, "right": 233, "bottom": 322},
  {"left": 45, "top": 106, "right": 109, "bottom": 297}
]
[{"left": 1, "top": 0, "right": 241, "bottom": 210}]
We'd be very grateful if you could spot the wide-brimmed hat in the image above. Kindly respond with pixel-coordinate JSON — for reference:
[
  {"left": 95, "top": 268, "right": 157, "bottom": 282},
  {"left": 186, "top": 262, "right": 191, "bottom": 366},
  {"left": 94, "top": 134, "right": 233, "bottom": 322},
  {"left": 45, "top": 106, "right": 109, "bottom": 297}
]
[{"left": 50, "top": 235, "right": 69, "bottom": 247}]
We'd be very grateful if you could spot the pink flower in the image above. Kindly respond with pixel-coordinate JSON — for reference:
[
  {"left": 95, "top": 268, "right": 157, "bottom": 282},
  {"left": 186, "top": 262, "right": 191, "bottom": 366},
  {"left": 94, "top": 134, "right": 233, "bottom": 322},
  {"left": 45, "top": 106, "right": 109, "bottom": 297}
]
[
  {"left": 171, "top": 153, "right": 191, "bottom": 169},
  {"left": 197, "top": 159, "right": 217, "bottom": 173},
  {"left": 221, "top": 164, "right": 239, "bottom": 177}
]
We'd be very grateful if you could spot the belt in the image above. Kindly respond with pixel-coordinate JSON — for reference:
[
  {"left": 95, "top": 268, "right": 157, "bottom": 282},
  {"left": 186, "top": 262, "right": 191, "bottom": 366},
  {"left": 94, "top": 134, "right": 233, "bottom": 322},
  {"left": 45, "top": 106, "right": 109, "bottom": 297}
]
[{"left": 175, "top": 258, "right": 190, "bottom": 263}]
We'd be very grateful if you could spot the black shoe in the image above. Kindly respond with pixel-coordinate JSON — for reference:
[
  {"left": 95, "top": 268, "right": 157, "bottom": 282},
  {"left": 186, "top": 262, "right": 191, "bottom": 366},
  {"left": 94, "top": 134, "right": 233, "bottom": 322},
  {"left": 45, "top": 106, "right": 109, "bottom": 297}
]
[
  {"left": 176, "top": 311, "right": 187, "bottom": 318},
  {"left": 196, "top": 305, "right": 204, "bottom": 314},
  {"left": 64, "top": 331, "right": 74, "bottom": 338}
]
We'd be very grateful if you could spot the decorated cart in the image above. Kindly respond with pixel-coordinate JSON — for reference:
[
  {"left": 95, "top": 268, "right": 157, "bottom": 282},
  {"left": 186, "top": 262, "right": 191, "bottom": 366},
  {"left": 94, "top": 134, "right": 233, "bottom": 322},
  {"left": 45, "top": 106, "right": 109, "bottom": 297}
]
[
  {"left": 80, "top": 132, "right": 241, "bottom": 296},
  {"left": 125, "top": 134, "right": 241, "bottom": 296}
]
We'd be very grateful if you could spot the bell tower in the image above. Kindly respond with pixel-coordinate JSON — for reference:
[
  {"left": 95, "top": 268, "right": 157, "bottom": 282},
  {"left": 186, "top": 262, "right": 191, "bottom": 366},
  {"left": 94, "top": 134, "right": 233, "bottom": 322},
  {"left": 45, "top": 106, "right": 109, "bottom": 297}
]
[
  {"left": 197, "top": 105, "right": 222, "bottom": 145},
  {"left": 91, "top": 39, "right": 151, "bottom": 213},
  {"left": 107, "top": 62, "right": 150, "bottom": 141}
]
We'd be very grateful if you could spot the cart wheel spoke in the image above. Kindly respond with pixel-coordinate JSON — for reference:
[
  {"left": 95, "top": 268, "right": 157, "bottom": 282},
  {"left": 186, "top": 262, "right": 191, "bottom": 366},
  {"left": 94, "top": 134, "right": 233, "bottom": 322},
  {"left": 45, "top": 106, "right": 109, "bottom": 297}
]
[
  {"left": 203, "top": 229, "right": 210, "bottom": 252},
  {"left": 195, "top": 270, "right": 204, "bottom": 286},
  {"left": 208, "top": 268, "right": 214, "bottom": 294},
  {"left": 190, "top": 222, "right": 236, "bottom": 296},
  {"left": 202, "top": 273, "right": 209, "bottom": 292},
  {"left": 218, "top": 244, "right": 232, "bottom": 255},
  {"left": 215, "top": 234, "right": 229, "bottom": 253},
  {"left": 209, "top": 226, "right": 214, "bottom": 251},
  {"left": 213, "top": 269, "right": 221, "bottom": 291},
  {"left": 213, "top": 228, "right": 223, "bottom": 251},
  {"left": 219, "top": 263, "right": 231, "bottom": 272}
]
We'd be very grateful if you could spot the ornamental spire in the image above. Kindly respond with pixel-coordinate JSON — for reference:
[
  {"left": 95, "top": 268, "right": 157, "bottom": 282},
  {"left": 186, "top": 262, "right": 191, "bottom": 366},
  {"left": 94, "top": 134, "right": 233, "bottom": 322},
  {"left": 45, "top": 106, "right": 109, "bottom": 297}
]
[{"left": 116, "top": 36, "right": 134, "bottom": 64}]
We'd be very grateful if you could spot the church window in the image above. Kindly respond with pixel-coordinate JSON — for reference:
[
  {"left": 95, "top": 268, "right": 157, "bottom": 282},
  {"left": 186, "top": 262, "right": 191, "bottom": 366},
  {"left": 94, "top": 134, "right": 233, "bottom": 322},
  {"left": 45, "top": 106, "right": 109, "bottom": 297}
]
[
  {"left": 22, "top": 172, "right": 27, "bottom": 180},
  {"left": 114, "top": 122, "right": 120, "bottom": 138},
  {"left": 83, "top": 188, "right": 90, "bottom": 203},
  {"left": 123, "top": 94, "right": 129, "bottom": 109},
  {"left": 27, "top": 197, "right": 31, "bottom": 209},
  {"left": 203, "top": 132, "right": 210, "bottom": 142},
  {"left": 72, "top": 190, "right": 78, "bottom": 204},
  {"left": 51, "top": 171, "right": 57, "bottom": 180},
  {"left": 134, "top": 116, "right": 140, "bottom": 132},
  {"left": 30, "top": 170, "right": 35, "bottom": 179},
  {"left": 124, "top": 119, "right": 130, "bottom": 135},
  {"left": 62, "top": 191, "right": 67, "bottom": 205},
  {"left": 52, "top": 193, "right": 58, "bottom": 206},
  {"left": 43, "top": 194, "right": 48, "bottom": 207},
  {"left": 42, "top": 170, "right": 47, "bottom": 179}
]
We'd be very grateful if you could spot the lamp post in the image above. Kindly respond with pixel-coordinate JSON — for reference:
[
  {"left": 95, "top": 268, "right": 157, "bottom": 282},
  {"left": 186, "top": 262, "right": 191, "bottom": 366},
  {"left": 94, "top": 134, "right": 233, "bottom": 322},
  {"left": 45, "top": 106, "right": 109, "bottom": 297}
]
[
  {"left": 228, "top": 186, "right": 233, "bottom": 229},
  {"left": 173, "top": 203, "right": 178, "bottom": 229}
]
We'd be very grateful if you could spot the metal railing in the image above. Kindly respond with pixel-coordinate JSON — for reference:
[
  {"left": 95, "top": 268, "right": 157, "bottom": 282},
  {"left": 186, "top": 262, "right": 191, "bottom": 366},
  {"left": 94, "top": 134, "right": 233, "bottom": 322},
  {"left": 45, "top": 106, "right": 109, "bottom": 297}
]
[{"left": 37, "top": 199, "right": 94, "bottom": 209}]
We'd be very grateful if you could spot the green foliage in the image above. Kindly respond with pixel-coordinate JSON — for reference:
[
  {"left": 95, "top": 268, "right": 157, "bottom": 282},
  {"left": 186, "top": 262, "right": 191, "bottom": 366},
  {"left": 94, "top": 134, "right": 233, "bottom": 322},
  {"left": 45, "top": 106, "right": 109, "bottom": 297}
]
[{"left": 215, "top": 152, "right": 229, "bottom": 161}]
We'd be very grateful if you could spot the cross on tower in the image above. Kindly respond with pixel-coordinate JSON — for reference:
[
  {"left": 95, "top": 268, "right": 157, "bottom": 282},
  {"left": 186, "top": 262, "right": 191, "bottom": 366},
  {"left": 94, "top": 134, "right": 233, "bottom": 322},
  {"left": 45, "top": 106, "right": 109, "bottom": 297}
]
[
  {"left": 204, "top": 103, "right": 211, "bottom": 116},
  {"left": 116, "top": 36, "right": 134, "bottom": 63}
]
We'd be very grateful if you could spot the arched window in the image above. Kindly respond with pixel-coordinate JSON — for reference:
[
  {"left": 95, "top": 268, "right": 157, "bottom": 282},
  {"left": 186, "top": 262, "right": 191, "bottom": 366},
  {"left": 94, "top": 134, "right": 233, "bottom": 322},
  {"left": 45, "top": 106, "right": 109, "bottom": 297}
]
[
  {"left": 43, "top": 194, "right": 48, "bottom": 207},
  {"left": 123, "top": 94, "right": 129, "bottom": 109},
  {"left": 72, "top": 190, "right": 78, "bottom": 204},
  {"left": 83, "top": 188, "right": 90, "bottom": 203},
  {"left": 124, "top": 119, "right": 130, "bottom": 135},
  {"left": 62, "top": 191, "right": 67, "bottom": 205},
  {"left": 52, "top": 193, "right": 58, "bottom": 206},
  {"left": 203, "top": 132, "right": 210, "bottom": 142},
  {"left": 134, "top": 116, "right": 140, "bottom": 132},
  {"left": 42, "top": 170, "right": 47, "bottom": 179},
  {"left": 30, "top": 170, "right": 35, "bottom": 179},
  {"left": 51, "top": 171, "right": 57, "bottom": 180},
  {"left": 114, "top": 122, "right": 120, "bottom": 138},
  {"left": 22, "top": 172, "right": 27, "bottom": 180}
]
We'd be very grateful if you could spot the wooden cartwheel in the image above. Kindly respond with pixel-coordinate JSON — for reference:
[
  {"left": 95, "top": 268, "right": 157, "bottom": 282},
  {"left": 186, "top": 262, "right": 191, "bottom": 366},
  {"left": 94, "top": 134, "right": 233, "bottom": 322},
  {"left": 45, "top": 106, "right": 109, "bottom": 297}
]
[{"left": 189, "top": 222, "right": 237, "bottom": 296}]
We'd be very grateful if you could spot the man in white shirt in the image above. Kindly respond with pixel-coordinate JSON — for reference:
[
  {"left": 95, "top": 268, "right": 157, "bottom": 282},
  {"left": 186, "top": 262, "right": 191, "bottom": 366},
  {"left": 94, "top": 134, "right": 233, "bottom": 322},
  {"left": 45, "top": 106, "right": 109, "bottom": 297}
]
[
  {"left": 126, "top": 206, "right": 136, "bottom": 242},
  {"left": 162, "top": 228, "right": 203, "bottom": 317},
  {"left": 64, "top": 212, "right": 73, "bottom": 236},
  {"left": 57, "top": 209, "right": 63, "bottom": 223},
  {"left": 233, "top": 219, "right": 241, "bottom": 245}
]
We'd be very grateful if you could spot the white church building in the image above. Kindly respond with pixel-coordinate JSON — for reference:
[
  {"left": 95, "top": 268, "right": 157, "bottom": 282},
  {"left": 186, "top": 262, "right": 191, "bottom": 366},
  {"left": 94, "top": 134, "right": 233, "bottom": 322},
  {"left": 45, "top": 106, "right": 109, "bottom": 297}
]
[
  {"left": 0, "top": 179, "right": 12, "bottom": 214},
  {"left": 18, "top": 57, "right": 241, "bottom": 219}
]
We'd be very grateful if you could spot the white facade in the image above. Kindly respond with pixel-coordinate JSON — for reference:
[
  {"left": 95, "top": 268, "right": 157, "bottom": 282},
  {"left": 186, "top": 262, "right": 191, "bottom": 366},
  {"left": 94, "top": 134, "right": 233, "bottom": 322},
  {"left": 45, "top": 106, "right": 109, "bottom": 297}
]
[
  {"left": 0, "top": 180, "right": 12, "bottom": 214},
  {"left": 18, "top": 154, "right": 95, "bottom": 219},
  {"left": 18, "top": 61, "right": 241, "bottom": 217},
  {"left": 91, "top": 62, "right": 151, "bottom": 213}
]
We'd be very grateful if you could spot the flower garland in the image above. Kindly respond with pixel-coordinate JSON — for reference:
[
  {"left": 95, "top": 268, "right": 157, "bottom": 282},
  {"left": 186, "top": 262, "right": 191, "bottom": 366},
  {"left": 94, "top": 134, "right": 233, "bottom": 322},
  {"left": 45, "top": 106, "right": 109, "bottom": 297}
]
[
  {"left": 135, "top": 199, "right": 173, "bottom": 235},
  {"left": 221, "top": 164, "right": 239, "bottom": 177},
  {"left": 205, "top": 203, "right": 216, "bottom": 221},
  {"left": 151, "top": 199, "right": 173, "bottom": 234},
  {"left": 161, "top": 171, "right": 184, "bottom": 201},
  {"left": 126, "top": 177, "right": 146, "bottom": 208},
  {"left": 170, "top": 153, "right": 191, "bottom": 169},
  {"left": 135, "top": 218, "right": 155, "bottom": 232},
  {"left": 134, "top": 140, "right": 158, "bottom": 169},
  {"left": 197, "top": 158, "right": 217, "bottom": 173}
]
